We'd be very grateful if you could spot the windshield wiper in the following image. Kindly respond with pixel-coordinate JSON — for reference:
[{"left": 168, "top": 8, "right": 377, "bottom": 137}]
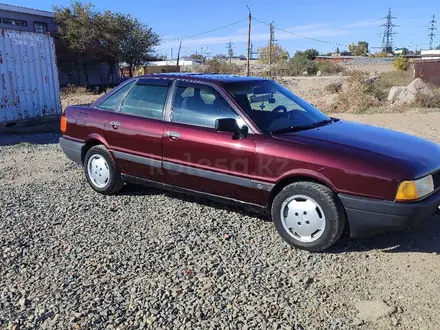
[{"left": 270, "top": 119, "right": 333, "bottom": 135}]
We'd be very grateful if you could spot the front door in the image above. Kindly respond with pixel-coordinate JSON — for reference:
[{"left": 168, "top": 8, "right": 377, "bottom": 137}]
[
  {"left": 104, "top": 78, "right": 170, "bottom": 181},
  {"left": 163, "top": 81, "right": 261, "bottom": 204}
]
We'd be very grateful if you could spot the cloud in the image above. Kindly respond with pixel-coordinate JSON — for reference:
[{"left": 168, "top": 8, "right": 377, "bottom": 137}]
[{"left": 344, "top": 19, "right": 383, "bottom": 28}]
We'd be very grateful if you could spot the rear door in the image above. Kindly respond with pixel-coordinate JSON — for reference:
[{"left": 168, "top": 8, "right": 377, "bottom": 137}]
[
  {"left": 162, "top": 80, "right": 260, "bottom": 204},
  {"left": 104, "top": 78, "right": 171, "bottom": 181}
]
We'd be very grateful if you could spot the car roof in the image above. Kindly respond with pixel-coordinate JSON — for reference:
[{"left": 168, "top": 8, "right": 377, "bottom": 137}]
[{"left": 137, "top": 73, "right": 268, "bottom": 85}]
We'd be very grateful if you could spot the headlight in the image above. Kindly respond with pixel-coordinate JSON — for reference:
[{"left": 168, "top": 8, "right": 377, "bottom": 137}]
[{"left": 395, "top": 175, "right": 434, "bottom": 201}]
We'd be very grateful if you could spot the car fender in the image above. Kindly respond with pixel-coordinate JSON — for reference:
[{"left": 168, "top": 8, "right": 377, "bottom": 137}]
[{"left": 274, "top": 168, "right": 338, "bottom": 192}]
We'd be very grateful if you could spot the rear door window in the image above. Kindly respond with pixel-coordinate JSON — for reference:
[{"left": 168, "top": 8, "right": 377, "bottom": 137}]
[
  {"left": 99, "top": 81, "right": 135, "bottom": 111},
  {"left": 119, "top": 80, "right": 169, "bottom": 120}
]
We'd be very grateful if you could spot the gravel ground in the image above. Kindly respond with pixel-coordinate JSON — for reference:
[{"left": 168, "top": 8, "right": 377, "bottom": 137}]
[{"left": 2, "top": 113, "right": 440, "bottom": 330}]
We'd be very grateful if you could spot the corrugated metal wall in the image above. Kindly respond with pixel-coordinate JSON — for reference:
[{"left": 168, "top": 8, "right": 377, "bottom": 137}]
[
  {"left": 0, "top": 29, "right": 60, "bottom": 123},
  {"left": 415, "top": 60, "right": 440, "bottom": 86}
]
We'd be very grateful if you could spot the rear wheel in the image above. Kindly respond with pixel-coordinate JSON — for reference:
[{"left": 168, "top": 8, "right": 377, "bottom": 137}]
[
  {"left": 271, "top": 181, "right": 345, "bottom": 251},
  {"left": 84, "top": 145, "right": 124, "bottom": 195}
]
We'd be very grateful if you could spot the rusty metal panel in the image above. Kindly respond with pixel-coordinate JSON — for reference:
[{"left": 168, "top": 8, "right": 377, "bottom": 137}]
[
  {"left": 0, "top": 29, "right": 61, "bottom": 123},
  {"left": 414, "top": 60, "right": 440, "bottom": 86}
]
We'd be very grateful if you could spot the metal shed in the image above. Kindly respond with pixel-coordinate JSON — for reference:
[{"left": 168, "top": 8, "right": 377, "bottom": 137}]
[
  {"left": 0, "top": 29, "right": 60, "bottom": 124},
  {"left": 414, "top": 59, "right": 440, "bottom": 86}
]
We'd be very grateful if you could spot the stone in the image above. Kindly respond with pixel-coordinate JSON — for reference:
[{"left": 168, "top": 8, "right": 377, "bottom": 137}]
[
  {"left": 396, "top": 88, "right": 416, "bottom": 104},
  {"left": 316, "top": 71, "right": 322, "bottom": 76},
  {"left": 407, "top": 78, "right": 433, "bottom": 96},
  {"left": 355, "top": 300, "right": 395, "bottom": 322},
  {"left": 387, "top": 86, "right": 406, "bottom": 102}
]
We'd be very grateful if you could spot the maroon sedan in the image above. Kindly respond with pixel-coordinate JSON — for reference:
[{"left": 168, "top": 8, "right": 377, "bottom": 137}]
[{"left": 60, "top": 73, "right": 440, "bottom": 251}]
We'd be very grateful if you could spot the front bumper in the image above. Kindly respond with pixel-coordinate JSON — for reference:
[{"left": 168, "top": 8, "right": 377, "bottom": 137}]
[
  {"left": 339, "top": 191, "right": 440, "bottom": 238},
  {"left": 59, "top": 137, "right": 84, "bottom": 165}
]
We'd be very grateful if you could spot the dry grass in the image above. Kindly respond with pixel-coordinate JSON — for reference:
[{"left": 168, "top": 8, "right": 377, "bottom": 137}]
[
  {"left": 326, "top": 70, "right": 417, "bottom": 113},
  {"left": 325, "top": 82, "right": 343, "bottom": 94},
  {"left": 60, "top": 84, "right": 89, "bottom": 96},
  {"left": 60, "top": 85, "right": 104, "bottom": 110},
  {"left": 329, "top": 71, "right": 383, "bottom": 113},
  {"left": 414, "top": 88, "right": 440, "bottom": 108},
  {"left": 375, "top": 70, "right": 414, "bottom": 90}
]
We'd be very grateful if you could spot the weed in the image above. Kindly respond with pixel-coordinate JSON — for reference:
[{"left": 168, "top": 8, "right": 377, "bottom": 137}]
[
  {"left": 414, "top": 89, "right": 440, "bottom": 108},
  {"left": 325, "top": 82, "right": 343, "bottom": 93}
]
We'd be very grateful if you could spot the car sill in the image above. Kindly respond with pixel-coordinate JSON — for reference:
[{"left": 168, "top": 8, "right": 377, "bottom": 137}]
[{"left": 121, "top": 174, "right": 268, "bottom": 215}]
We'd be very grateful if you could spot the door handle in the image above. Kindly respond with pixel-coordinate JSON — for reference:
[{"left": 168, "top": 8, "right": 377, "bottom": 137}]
[
  {"left": 167, "top": 131, "right": 180, "bottom": 141},
  {"left": 110, "top": 121, "right": 120, "bottom": 129}
]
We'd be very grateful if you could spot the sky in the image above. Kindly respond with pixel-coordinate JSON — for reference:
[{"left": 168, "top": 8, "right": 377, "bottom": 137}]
[{"left": 8, "top": 0, "right": 440, "bottom": 58}]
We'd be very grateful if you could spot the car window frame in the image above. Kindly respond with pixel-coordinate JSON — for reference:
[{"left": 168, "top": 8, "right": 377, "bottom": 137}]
[
  {"left": 170, "top": 79, "right": 254, "bottom": 134},
  {"left": 115, "top": 78, "right": 171, "bottom": 121},
  {"left": 95, "top": 79, "right": 138, "bottom": 112}
]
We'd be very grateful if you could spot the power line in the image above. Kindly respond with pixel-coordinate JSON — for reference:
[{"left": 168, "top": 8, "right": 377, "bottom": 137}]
[
  {"left": 160, "top": 18, "right": 247, "bottom": 44},
  {"left": 379, "top": 7, "right": 398, "bottom": 53},
  {"left": 429, "top": 14, "right": 437, "bottom": 50}
]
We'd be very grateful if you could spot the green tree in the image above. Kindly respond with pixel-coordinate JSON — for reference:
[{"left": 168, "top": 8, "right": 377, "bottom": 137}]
[
  {"left": 257, "top": 43, "right": 289, "bottom": 65},
  {"left": 304, "top": 48, "right": 319, "bottom": 60},
  {"left": 285, "top": 51, "right": 317, "bottom": 75},
  {"left": 348, "top": 41, "right": 369, "bottom": 56},
  {"left": 213, "top": 54, "right": 228, "bottom": 60},
  {"left": 54, "top": 2, "right": 160, "bottom": 83},
  {"left": 54, "top": 1, "right": 99, "bottom": 85},
  {"left": 189, "top": 54, "right": 206, "bottom": 62},
  {"left": 118, "top": 18, "right": 159, "bottom": 77},
  {"left": 336, "top": 47, "right": 340, "bottom": 54}
]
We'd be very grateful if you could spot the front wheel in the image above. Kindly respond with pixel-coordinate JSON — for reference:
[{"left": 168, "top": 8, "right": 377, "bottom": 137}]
[
  {"left": 271, "top": 181, "right": 345, "bottom": 252},
  {"left": 84, "top": 145, "right": 124, "bottom": 195}
]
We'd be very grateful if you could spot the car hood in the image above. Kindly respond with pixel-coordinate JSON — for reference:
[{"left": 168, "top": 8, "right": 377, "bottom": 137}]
[{"left": 274, "top": 120, "right": 440, "bottom": 178}]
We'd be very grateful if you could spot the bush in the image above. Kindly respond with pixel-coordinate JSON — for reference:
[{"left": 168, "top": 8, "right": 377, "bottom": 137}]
[
  {"left": 203, "top": 59, "right": 241, "bottom": 74},
  {"left": 280, "top": 52, "right": 317, "bottom": 76},
  {"left": 331, "top": 71, "right": 382, "bottom": 112},
  {"left": 325, "top": 82, "right": 343, "bottom": 93},
  {"left": 316, "top": 61, "right": 345, "bottom": 75},
  {"left": 392, "top": 57, "right": 410, "bottom": 71}
]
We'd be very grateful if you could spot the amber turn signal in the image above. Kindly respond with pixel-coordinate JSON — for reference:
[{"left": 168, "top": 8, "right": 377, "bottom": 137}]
[
  {"left": 395, "top": 176, "right": 434, "bottom": 201},
  {"left": 60, "top": 116, "right": 67, "bottom": 133}
]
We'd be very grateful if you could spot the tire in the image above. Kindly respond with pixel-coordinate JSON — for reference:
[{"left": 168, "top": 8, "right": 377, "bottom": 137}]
[
  {"left": 271, "top": 181, "right": 345, "bottom": 252},
  {"left": 83, "top": 145, "right": 124, "bottom": 195}
]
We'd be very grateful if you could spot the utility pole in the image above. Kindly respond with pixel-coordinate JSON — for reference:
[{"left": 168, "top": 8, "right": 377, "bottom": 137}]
[
  {"left": 246, "top": 5, "right": 251, "bottom": 76},
  {"left": 176, "top": 41, "right": 182, "bottom": 66},
  {"left": 227, "top": 39, "right": 234, "bottom": 64},
  {"left": 379, "top": 8, "right": 398, "bottom": 53},
  {"left": 269, "top": 22, "right": 274, "bottom": 70},
  {"left": 429, "top": 15, "right": 437, "bottom": 50}
]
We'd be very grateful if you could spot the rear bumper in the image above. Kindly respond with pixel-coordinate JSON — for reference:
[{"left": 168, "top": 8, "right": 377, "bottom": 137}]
[
  {"left": 339, "top": 192, "right": 440, "bottom": 238},
  {"left": 59, "top": 137, "right": 84, "bottom": 165}
]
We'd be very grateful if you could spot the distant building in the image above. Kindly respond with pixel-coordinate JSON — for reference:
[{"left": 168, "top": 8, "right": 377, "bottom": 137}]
[
  {"left": 145, "top": 60, "right": 201, "bottom": 67},
  {"left": 394, "top": 48, "right": 408, "bottom": 55},
  {"left": 421, "top": 49, "right": 440, "bottom": 60},
  {"left": 0, "top": 3, "right": 56, "bottom": 34}
]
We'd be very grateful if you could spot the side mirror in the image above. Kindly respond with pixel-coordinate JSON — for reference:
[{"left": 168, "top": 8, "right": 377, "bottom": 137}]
[{"left": 215, "top": 118, "right": 248, "bottom": 140}]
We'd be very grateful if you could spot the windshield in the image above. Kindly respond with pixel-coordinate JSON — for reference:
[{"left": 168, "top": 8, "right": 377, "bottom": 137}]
[{"left": 224, "top": 80, "right": 330, "bottom": 133}]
